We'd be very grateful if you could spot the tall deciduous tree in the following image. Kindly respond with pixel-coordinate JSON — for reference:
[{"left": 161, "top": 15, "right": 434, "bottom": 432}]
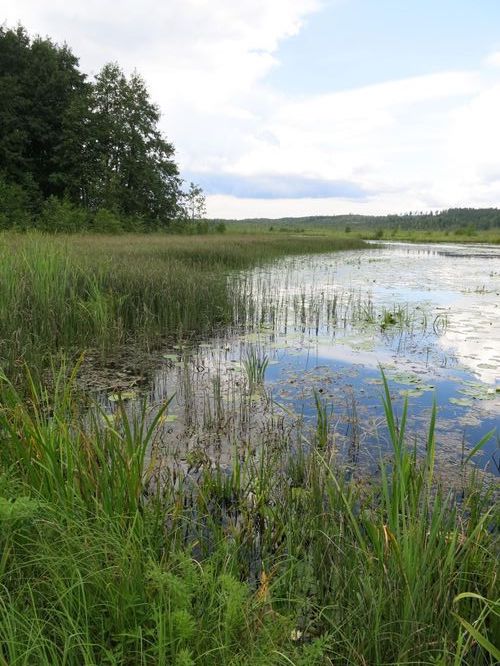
[
  {"left": 0, "top": 24, "right": 86, "bottom": 200},
  {"left": 91, "top": 63, "right": 181, "bottom": 223},
  {"left": 0, "top": 25, "right": 191, "bottom": 228}
]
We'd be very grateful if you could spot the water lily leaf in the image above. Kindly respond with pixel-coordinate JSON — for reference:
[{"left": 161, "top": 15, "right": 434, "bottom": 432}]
[
  {"left": 400, "top": 389, "right": 425, "bottom": 398},
  {"left": 108, "top": 390, "right": 137, "bottom": 402},
  {"left": 449, "top": 397, "right": 474, "bottom": 408}
]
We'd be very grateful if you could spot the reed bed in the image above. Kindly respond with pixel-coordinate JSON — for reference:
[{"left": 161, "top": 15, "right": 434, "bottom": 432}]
[
  {"left": 0, "top": 367, "right": 497, "bottom": 665},
  {"left": 0, "top": 231, "right": 365, "bottom": 382}
]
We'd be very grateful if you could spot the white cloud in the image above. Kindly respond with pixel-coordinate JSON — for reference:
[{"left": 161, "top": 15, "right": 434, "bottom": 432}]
[
  {"left": 207, "top": 64, "right": 500, "bottom": 217},
  {"left": 4, "top": 1, "right": 500, "bottom": 217},
  {"left": 3, "top": 0, "right": 322, "bottom": 179},
  {"left": 484, "top": 51, "right": 500, "bottom": 68}
]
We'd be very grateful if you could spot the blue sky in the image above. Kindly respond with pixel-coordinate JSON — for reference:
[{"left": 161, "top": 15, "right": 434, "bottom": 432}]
[
  {"left": 267, "top": 0, "right": 500, "bottom": 94},
  {"left": 5, "top": 0, "right": 500, "bottom": 217}
]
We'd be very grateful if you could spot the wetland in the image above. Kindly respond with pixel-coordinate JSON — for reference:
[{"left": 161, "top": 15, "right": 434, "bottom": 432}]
[
  {"left": 92, "top": 240, "right": 499, "bottom": 478},
  {"left": 0, "top": 232, "right": 498, "bottom": 665}
]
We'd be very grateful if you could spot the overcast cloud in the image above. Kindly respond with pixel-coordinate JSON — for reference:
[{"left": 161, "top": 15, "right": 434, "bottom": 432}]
[{"left": 4, "top": 0, "right": 500, "bottom": 217}]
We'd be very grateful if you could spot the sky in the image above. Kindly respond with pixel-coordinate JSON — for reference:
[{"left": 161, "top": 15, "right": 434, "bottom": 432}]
[{"left": 4, "top": 0, "right": 500, "bottom": 218}]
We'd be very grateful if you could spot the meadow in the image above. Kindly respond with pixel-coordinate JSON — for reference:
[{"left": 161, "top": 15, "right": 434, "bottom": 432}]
[
  {"left": 226, "top": 222, "right": 500, "bottom": 244},
  {"left": 0, "top": 230, "right": 498, "bottom": 665}
]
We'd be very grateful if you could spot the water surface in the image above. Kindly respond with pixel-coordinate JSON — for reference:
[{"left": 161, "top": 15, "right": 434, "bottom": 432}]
[{"left": 100, "top": 241, "right": 500, "bottom": 476}]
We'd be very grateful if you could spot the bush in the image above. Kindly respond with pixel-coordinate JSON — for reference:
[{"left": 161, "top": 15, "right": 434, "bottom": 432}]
[
  {"left": 38, "top": 196, "right": 88, "bottom": 232},
  {"left": 0, "top": 177, "right": 35, "bottom": 229},
  {"left": 195, "top": 220, "right": 209, "bottom": 234},
  {"left": 93, "top": 208, "right": 123, "bottom": 233},
  {"left": 453, "top": 225, "right": 476, "bottom": 236}
]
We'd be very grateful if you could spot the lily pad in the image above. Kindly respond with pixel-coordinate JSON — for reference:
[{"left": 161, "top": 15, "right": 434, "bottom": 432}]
[
  {"left": 108, "top": 390, "right": 137, "bottom": 402},
  {"left": 449, "top": 397, "right": 474, "bottom": 408}
]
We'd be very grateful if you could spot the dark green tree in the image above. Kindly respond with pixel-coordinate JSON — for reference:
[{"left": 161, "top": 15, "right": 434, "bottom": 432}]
[
  {"left": 91, "top": 63, "right": 182, "bottom": 223},
  {"left": 0, "top": 25, "right": 31, "bottom": 187},
  {"left": 0, "top": 25, "right": 191, "bottom": 229},
  {"left": 0, "top": 24, "right": 86, "bottom": 200}
]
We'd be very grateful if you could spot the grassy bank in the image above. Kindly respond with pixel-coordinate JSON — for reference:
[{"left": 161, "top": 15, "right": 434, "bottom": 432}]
[
  {"left": 362, "top": 228, "right": 500, "bottom": 244},
  {"left": 0, "top": 369, "right": 497, "bottom": 665},
  {"left": 225, "top": 223, "right": 500, "bottom": 244},
  {"left": 0, "top": 232, "right": 365, "bottom": 381}
]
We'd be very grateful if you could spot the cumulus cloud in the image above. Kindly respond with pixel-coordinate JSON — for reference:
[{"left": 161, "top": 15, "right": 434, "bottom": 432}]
[
  {"left": 484, "top": 51, "right": 500, "bottom": 68},
  {"left": 4, "top": 1, "right": 500, "bottom": 217},
  {"left": 3, "top": 0, "right": 322, "bottom": 176}
]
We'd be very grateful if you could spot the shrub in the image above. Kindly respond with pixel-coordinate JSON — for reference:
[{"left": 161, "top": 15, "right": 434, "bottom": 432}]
[
  {"left": 0, "top": 177, "right": 35, "bottom": 229},
  {"left": 195, "top": 220, "right": 209, "bottom": 234},
  {"left": 38, "top": 196, "right": 88, "bottom": 232},
  {"left": 93, "top": 208, "right": 123, "bottom": 233}
]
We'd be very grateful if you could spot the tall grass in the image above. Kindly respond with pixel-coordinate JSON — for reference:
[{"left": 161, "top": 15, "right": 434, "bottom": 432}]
[
  {"left": 243, "top": 348, "right": 269, "bottom": 392},
  {"left": 0, "top": 231, "right": 365, "bottom": 381},
  {"left": 0, "top": 367, "right": 497, "bottom": 664}
]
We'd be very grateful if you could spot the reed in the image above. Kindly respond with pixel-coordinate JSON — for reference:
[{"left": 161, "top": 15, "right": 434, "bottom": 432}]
[
  {"left": 0, "top": 231, "right": 365, "bottom": 383},
  {"left": 243, "top": 347, "right": 269, "bottom": 392},
  {"left": 0, "top": 366, "right": 497, "bottom": 665}
]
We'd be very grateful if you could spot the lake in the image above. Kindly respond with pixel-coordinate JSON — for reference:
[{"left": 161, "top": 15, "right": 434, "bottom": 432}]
[{"left": 100, "top": 241, "right": 500, "bottom": 479}]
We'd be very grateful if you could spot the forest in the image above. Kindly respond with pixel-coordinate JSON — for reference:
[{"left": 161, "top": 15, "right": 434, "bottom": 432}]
[
  {"left": 225, "top": 208, "right": 500, "bottom": 232},
  {"left": 0, "top": 24, "right": 205, "bottom": 232}
]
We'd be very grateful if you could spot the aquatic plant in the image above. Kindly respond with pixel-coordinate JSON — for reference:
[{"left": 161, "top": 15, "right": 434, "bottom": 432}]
[
  {"left": 243, "top": 347, "right": 269, "bottom": 392},
  {"left": 313, "top": 388, "right": 330, "bottom": 449},
  {"left": 0, "top": 231, "right": 365, "bottom": 385},
  {"left": 0, "top": 365, "right": 497, "bottom": 665}
]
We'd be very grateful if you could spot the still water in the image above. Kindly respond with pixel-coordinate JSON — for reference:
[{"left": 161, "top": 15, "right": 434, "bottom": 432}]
[{"left": 103, "top": 242, "right": 500, "bottom": 477}]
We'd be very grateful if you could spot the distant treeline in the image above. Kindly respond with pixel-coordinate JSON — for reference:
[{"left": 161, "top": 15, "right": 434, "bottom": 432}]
[
  {"left": 222, "top": 209, "right": 500, "bottom": 232},
  {"left": 0, "top": 25, "right": 205, "bottom": 232}
]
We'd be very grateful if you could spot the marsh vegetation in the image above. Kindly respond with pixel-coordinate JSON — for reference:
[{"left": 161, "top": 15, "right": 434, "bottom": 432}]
[
  {"left": 0, "top": 231, "right": 498, "bottom": 665},
  {"left": 1, "top": 20, "right": 499, "bottom": 665}
]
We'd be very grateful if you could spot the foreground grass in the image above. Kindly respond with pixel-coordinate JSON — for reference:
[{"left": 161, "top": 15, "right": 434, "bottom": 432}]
[
  {"left": 0, "top": 231, "right": 365, "bottom": 381},
  {"left": 0, "top": 368, "right": 497, "bottom": 665}
]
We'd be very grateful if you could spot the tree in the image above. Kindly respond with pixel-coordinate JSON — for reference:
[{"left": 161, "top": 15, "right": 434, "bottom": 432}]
[
  {"left": 0, "top": 25, "right": 188, "bottom": 229},
  {"left": 184, "top": 182, "right": 206, "bottom": 221},
  {"left": 0, "top": 25, "right": 32, "bottom": 187},
  {"left": 90, "top": 63, "right": 182, "bottom": 224},
  {"left": 0, "top": 25, "right": 86, "bottom": 200}
]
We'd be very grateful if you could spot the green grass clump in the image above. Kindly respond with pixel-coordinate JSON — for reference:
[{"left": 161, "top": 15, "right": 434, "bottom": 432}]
[
  {"left": 0, "top": 368, "right": 497, "bottom": 664},
  {"left": 243, "top": 348, "right": 269, "bottom": 392}
]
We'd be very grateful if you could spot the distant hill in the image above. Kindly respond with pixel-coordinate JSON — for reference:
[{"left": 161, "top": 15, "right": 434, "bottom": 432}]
[{"left": 217, "top": 208, "right": 500, "bottom": 231}]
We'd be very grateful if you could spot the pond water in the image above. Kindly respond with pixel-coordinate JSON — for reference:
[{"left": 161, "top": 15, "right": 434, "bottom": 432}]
[{"left": 98, "top": 241, "right": 500, "bottom": 478}]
